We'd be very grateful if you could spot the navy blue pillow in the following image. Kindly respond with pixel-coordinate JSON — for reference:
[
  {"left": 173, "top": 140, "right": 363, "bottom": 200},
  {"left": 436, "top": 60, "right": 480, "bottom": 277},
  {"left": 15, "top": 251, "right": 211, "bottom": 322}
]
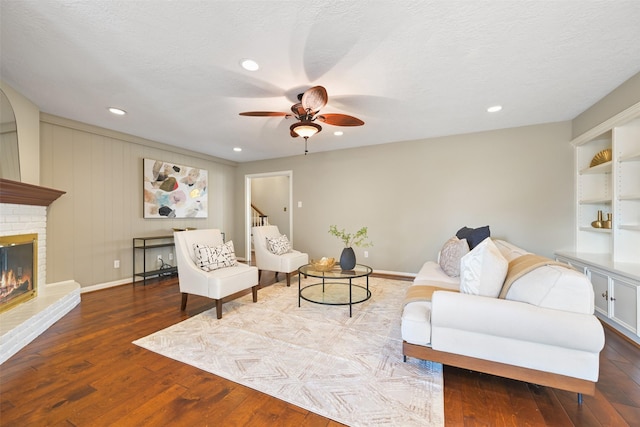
[{"left": 456, "top": 226, "right": 490, "bottom": 249}]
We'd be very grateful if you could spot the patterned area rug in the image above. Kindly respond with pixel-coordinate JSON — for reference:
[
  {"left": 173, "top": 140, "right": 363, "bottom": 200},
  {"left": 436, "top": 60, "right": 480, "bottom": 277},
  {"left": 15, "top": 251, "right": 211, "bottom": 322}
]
[{"left": 133, "top": 276, "right": 444, "bottom": 426}]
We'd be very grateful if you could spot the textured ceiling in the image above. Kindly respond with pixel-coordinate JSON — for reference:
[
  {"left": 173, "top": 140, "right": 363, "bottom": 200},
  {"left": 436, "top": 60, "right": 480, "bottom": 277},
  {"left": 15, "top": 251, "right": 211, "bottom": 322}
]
[{"left": 2, "top": 1, "right": 640, "bottom": 162}]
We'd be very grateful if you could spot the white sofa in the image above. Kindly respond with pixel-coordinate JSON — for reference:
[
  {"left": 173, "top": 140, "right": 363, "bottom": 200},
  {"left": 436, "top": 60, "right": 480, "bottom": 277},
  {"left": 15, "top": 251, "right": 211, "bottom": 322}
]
[{"left": 401, "top": 237, "right": 605, "bottom": 401}]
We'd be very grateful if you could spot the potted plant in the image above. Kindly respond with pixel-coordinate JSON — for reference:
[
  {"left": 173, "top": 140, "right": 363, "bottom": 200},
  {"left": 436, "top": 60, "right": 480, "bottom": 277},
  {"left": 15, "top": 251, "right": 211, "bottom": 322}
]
[{"left": 328, "top": 225, "right": 372, "bottom": 269}]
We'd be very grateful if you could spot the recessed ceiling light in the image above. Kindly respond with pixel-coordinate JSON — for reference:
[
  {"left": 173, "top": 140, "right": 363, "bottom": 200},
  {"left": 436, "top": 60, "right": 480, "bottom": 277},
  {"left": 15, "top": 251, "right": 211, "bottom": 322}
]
[
  {"left": 108, "top": 107, "right": 126, "bottom": 115},
  {"left": 334, "top": 131, "right": 344, "bottom": 136},
  {"left": 233, "top": 147, "right": 242, "bottom": 152},
  {"left": 240, "top": 59, "right": 259, "bottom": 71},
  {"left": 487, "top": 105, "right": 502, "bottom": 113}
]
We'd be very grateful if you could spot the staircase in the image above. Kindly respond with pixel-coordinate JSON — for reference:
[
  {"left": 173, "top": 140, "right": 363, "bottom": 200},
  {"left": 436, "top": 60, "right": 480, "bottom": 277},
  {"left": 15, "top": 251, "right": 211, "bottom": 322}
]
[{"left": 251, "top": 204, "right": 269, "bottom": 227}]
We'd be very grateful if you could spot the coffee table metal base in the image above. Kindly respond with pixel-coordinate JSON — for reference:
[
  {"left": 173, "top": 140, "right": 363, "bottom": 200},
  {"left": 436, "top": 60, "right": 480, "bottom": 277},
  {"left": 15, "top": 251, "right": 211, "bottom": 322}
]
[{"left": 298, "top": 269, "right": 372, "bottom": 317}]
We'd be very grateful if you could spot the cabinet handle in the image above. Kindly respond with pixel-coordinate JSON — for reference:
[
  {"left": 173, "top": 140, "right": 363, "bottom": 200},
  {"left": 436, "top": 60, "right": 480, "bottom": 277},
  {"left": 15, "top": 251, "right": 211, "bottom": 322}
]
[
  {"left": 601, "top": 291, "right": 608, "bottom": 299},
  {"left": 610, "top": 297, "right": 616, "bottom": 301}
]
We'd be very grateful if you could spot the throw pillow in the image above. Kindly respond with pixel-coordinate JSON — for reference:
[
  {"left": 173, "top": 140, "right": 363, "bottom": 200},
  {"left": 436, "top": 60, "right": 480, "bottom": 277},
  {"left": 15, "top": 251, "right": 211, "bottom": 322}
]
[
  {"left": 266, "top": 234, "right": 292, "bottom": 255},
  {"left": 193, "top": 240, "right": 238, "bottom": 272},
  {"left": 438, "top": 236, "right": 470, "bottom": 277},
  {"left": 456, "top": 225, "right": 490, "bottom": 249},
  {"left": 459, "top": 238, "right": 508, "bottom": 297}
]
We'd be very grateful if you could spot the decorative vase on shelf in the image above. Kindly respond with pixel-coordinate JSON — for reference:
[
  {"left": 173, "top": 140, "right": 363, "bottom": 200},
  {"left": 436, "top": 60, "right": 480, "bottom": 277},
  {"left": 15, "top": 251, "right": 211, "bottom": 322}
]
[
  {"left": 604, "top": 213, "right": 612, "bottom": 229},
  {"left": 340, "top": 247, "right": 356, "bottom": 270},
  {"left": 591, "top": 210, "right": 604, "bottom": 228}
]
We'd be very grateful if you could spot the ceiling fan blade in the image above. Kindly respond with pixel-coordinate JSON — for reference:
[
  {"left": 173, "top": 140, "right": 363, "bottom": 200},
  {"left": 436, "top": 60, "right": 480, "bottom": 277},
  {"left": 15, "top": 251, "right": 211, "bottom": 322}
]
[
  {"left": 316, "top": 113, "right": 364, "bottom": 126},
  {"left": 291, "top": 103, "right": 306, "bottom": 117},
  {"left": 239, "top": 111, "right": 291, "bottom": 117},
  {"left": 301, "top": 86, "right": 328, "bottom": 112}
]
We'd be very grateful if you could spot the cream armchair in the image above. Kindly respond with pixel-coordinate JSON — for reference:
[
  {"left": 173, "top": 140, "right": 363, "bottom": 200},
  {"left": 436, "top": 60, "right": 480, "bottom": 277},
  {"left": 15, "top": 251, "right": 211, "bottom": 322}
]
[
  {"left": 252, "top": 226, "right": 308, "bottom": 287},
  {"left": 174, "top": 229, "right": 259, "bottom": 319}
]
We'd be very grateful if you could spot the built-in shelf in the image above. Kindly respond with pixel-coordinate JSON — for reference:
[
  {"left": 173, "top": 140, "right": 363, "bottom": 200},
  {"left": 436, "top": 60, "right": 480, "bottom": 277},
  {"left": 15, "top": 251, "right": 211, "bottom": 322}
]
[
  {"left": 579, "top": 161, "right": 612, "bottom": 175},
  {"left": 565, "top": 103, "right": 640, "bottom": 342},
  {"left": 580, "top": 197, "right": 612, "bottom": 204},
  {"left": 619, "top": 225, "right": 640, "bottom": 231},
  {"left": 620, "top": 151, "right": 640, "bottom": 162},
  {"left": 579, "top": 226, "right": 612, "bottom": 233}
]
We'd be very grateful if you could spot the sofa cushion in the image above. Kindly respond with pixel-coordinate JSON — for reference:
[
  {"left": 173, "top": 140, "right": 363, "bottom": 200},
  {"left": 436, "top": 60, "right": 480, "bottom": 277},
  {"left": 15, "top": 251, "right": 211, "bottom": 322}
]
[
  {"left": 266, "top": 234, "right": 292, "bottom": 255},
  {"left": 456, "top": 225, "right": 490, "bottom": 249},
  {"left": 459, "top": 238, "right": 508, "bottom": 297},
  {"left": 193, "top": 240, "right": 238, "bottom": 271},
  {"left": 505, "top": 265, "right": 595, "bottom": 314},
  {"left": 401, "top": 301, "right": 433, "bottom": 346},
  {"left": 413, "top": 261, "right": 460, "bottom": 287},
  {"left": 493, "top": 239, "right": 531, "bottom": 261},
  {"left": 438, "top": 236, "right": 469, "bottom": 277}
]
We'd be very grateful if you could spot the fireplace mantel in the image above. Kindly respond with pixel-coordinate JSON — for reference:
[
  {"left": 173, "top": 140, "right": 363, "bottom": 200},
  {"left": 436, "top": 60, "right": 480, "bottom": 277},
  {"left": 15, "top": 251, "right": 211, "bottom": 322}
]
[{"left": 0, "top": 178, "right": 65, "bottom": 206}]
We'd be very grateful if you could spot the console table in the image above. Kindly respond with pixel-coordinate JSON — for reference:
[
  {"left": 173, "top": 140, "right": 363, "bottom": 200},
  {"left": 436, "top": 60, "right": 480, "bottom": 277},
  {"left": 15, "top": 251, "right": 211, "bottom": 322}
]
[{"left": 132, "top": 235, "right": 177, "bottom": 286}]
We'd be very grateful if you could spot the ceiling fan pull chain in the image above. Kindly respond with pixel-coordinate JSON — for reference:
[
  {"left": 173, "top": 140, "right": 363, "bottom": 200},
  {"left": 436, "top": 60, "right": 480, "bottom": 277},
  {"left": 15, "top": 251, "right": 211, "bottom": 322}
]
[{"left": 304, "top": 137, "right": 308, "bottom": 155}]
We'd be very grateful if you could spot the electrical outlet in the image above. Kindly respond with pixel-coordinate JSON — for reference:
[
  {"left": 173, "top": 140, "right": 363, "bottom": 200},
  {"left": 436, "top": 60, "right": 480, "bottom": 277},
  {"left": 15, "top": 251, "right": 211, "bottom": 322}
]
[
  {"left": 114, "top": 260, "right": 120, "bottom": 268},
  {"left": 364, "top": 251, "right": 369, "bottom": 258},
  {"left": 168, "top": 252, "right": 173, "bottom": 261}
]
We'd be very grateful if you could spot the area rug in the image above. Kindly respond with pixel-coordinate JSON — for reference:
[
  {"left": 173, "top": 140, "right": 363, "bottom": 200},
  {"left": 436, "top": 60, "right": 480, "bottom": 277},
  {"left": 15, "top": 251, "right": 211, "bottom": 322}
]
[{"left": 133, "top": 276, "right": 444, "bottom": 426}]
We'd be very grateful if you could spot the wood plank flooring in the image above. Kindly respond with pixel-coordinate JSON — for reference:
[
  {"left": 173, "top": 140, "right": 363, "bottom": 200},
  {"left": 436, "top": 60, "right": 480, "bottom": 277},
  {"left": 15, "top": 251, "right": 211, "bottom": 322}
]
[{"left": 1, "top": 274, "right": 639, "bottom": 426}]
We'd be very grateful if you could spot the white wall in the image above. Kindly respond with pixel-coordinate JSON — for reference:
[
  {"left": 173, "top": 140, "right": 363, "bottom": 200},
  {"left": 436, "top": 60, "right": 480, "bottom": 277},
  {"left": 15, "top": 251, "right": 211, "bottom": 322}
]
[{"left": 236, "top": 121, "right": 575, "bottom": 274}]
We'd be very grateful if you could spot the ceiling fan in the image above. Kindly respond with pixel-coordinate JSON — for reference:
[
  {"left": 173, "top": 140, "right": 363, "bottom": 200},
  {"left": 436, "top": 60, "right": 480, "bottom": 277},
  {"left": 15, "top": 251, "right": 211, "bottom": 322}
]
[{"left": 239, "top": 85, "right": 364, "bottom": 154}]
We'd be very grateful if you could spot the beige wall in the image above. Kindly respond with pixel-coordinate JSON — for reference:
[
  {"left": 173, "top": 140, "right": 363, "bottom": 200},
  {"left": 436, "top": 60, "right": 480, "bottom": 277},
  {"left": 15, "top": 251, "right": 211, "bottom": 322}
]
[
  {"left": 0, "top": 80, "right": 40, "bottom": 184},
  {"left": 40, "top": 114, "right": 238, "bottom": 288},
  {"left": 236, "top": 121, "right": 575, "bottom": 273},
  {"left": 251, "top": 175, "right": 291, "bottom": 235},
  {"left": 572, "top": 71, "right": 640, "bottom": 138}
]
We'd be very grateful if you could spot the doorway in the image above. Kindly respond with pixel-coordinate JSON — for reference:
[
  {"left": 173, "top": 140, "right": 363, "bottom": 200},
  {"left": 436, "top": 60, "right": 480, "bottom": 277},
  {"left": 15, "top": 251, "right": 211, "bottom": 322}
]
[{"left": 245, "top": 170, "right": 293, "bottom": 262}]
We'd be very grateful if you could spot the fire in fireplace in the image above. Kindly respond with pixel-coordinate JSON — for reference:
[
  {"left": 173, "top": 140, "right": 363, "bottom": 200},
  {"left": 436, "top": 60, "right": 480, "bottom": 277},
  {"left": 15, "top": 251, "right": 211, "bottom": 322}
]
[{"left": 0, "top": 233, "right": 37, "bottom": 313}]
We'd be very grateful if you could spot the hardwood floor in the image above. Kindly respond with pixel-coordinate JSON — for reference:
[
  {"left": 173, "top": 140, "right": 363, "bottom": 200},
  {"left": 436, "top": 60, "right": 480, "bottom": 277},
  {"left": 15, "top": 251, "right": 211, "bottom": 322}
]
[{"left": 1, "top": 274, "right": 639, "bottom": 426}]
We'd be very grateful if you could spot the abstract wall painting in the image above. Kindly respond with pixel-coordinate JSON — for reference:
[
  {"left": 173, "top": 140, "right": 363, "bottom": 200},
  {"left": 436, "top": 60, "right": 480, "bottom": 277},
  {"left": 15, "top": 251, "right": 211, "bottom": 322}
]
[{"left": 143, "top": 159, "right": 208, "bottom": 218}]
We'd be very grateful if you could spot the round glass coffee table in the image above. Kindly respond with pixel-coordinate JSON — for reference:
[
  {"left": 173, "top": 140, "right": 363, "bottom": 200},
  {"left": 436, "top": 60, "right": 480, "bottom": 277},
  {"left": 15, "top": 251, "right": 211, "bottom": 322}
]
[{"left": 298, "top": 263, "right": 373, "bottom": 317}]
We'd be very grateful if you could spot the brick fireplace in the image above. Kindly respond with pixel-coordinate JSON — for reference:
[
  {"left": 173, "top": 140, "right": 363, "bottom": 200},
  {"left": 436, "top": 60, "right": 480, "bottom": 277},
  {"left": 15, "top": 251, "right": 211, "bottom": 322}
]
[{"left": 0, "top": 179, "right": 80, "bottom": 364}]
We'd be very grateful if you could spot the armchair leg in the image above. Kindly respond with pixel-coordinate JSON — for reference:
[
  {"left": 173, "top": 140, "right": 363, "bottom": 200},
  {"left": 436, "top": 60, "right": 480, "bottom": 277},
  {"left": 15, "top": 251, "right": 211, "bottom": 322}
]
[
  {"left": 252, "top": 285, "right": 258, "bottom": 302},
  {"left": 181, "top": 293, "right": 188, "bottom": 311},
  {"left": 215, "top": 299, "right": 223, "bottom": 319},
  {"left": 286, "top": 272, "right": 291, "bottom": 287},
  {"left": 275, "top": 272, "right": 279, "bottom": 282},
  {"left": 258, "top": 269, "right": 262, "bottom": 283}
]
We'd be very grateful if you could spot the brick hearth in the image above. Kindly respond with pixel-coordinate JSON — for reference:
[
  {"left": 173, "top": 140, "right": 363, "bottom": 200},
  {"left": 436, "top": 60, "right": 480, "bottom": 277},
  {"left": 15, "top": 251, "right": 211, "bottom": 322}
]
[{"left": 0, "top": 179, "right": 80, "bottom": 364}]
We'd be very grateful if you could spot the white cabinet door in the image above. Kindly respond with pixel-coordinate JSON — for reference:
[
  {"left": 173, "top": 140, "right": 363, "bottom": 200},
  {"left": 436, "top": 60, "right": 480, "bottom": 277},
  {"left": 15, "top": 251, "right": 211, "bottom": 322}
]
[
  {"left": 588, "top": 269, "right": 610, "bottom": 316},
  {"left": 611, "top": 276, "right": 639, "bottom": 335}
]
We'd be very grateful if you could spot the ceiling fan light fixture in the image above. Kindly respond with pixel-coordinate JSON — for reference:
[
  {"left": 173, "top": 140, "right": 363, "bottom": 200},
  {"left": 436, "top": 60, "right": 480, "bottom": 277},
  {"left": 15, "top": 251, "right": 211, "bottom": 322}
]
[{"left": 290, "top": 121, "right": 322, "bottom": 138}]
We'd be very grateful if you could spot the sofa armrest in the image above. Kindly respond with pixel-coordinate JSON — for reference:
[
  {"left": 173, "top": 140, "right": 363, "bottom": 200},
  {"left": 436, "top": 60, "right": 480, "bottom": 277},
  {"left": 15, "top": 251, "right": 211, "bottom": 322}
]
[{"left": 431, "top": 291, "right": 604, "bottom": 353}]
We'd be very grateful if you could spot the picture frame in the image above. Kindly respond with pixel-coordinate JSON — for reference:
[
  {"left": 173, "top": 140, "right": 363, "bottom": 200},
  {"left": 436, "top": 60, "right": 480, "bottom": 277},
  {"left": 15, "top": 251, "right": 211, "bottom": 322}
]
[{"left": 143, "top": 158, "right": 208, "bottom": 218}]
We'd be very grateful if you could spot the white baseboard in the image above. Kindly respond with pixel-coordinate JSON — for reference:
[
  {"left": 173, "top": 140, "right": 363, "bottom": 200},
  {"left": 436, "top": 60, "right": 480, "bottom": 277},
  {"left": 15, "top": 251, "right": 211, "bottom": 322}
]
[{"left": 80, "top": 278, "right": 132, "bottom": 293}]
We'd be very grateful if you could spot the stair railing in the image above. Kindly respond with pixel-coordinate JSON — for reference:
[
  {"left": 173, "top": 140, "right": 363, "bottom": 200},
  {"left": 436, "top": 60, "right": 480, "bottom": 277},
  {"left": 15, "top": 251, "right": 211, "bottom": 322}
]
[{"left": 251, "top": 204, "right": 269, "bottom": 227}]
